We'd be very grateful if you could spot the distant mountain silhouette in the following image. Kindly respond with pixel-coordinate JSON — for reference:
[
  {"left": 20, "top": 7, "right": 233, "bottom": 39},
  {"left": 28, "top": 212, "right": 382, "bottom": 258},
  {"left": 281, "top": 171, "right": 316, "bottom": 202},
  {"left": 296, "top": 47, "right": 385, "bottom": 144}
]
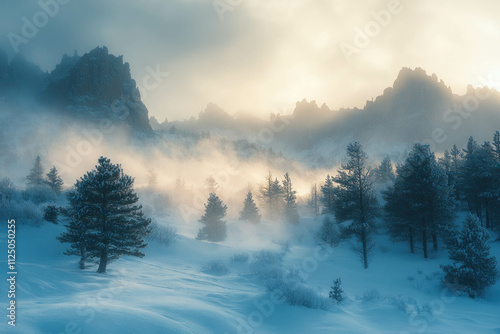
[
  {"left": 165, "top": 67, "right": 500, "bottom": 154},
  {"left": 0, "top": 46, "right": 152, "bottom": 134}
]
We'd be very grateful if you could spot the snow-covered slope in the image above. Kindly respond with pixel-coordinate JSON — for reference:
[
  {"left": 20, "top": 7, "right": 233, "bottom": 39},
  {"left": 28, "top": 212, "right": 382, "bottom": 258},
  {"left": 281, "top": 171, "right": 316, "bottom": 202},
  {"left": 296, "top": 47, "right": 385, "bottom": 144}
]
[{"left": 1, "top": 214, "right": 499, "bottom": 334}]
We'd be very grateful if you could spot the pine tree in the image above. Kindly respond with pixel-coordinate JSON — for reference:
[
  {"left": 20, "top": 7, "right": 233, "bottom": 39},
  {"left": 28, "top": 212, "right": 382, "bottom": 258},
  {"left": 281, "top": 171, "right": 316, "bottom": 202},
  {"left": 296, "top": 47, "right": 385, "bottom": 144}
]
[
  {"left": 374, "top": 156, "right": 395, "bottom": 183},
  {"left": 58, "top": 157, "right": 151, "bottom": 273},
  {"left": 449, "top": 144, "right": 462, "bottom": 200},
  {"left": 320, "top": 175, "right": 335, "bottom": 215},
  {"left": 259, "top": 171, "right": 284, "bottom": 220},
  {"left": 46, "top": 166, "right": 64, "bottom": 195},
  {"left": 333, "top": 142, "right": 378, "bottom": 268},
  {"left": 26, "top": 155, "right": 45, "bottom": 186},
  {"left": 441, "top": 214, "right": 498, "bottom": 298},
  {"left": 197, "top": 193, "right": 227, "bottom": 242},
  {"left": 282, "top": 172, "right": 299, "bottom": 224},
  {"left": 384, "top": 144, "right": 457, "bottom": 258},
  {"left": 329, "top": 278, "right": 344, "bottom": 304},
  {"left": 57, "top": 190, "right": 91, "bottom": 269},
  {"left": 493, "top": 130, "right": 500, "bottom": 163},
  {"left": 383, "top": 173, "right": 417, "bottom": 254},
  {"left": 205, "top": 176, "right": 219, "bottom": 194},
  {"left": 239, "top": 191, "right": 261, "bottom": 224},
  {"left": 147, "top": 169, "right": 158, "bottom": 188},
  {"left": 317, "top": 216, "right": 339, "bottom": 246},
  {"left": 460, "top": 138, "right": 497, "bottom": 228},
  {"left": 307, "top": 184, "right": 320, "bottom": 216}
]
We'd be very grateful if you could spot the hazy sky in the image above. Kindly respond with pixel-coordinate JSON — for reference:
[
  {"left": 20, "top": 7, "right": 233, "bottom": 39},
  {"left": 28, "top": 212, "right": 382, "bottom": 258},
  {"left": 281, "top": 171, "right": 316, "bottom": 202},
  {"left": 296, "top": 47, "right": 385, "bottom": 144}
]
[{"left": 1, "top": 0, "right": 500, "bottom": 121}]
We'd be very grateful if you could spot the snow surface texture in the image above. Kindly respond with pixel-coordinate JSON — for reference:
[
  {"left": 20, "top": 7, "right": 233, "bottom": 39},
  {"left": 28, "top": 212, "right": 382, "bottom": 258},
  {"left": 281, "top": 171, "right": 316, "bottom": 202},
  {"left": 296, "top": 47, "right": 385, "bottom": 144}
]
[{"left": 0, "top": 214, "right": 499, "bottom": 334}]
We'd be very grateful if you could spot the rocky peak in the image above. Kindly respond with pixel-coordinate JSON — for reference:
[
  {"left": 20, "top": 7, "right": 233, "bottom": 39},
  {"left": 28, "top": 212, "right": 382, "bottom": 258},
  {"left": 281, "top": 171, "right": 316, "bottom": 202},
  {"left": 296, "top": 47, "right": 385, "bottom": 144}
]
[{"left": 44, "top": 46, "right": 152, "bottom": 133}]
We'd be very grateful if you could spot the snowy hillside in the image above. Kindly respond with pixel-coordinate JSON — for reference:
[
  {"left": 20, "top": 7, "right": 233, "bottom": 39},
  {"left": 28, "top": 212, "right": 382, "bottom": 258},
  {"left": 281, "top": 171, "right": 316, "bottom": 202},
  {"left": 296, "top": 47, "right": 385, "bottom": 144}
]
[{"left": 1, "top": 213, "right": 499, "bottom": 334}]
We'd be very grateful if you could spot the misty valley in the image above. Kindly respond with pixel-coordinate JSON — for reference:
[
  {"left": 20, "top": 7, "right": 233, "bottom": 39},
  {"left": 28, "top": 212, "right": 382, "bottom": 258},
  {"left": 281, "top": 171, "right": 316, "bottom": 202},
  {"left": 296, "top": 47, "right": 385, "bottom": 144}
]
[{"left": 0, "top": 44, "right": 499, "bottom": 334}]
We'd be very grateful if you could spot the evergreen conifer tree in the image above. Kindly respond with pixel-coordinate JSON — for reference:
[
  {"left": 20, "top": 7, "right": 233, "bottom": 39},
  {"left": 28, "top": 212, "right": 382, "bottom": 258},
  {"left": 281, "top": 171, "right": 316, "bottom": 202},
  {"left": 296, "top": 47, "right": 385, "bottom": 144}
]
[
  {"left": 320, "top": 175, "right": 335, "bottom": 215},
  {"left": 239, "top": 191, "right": 261, "bottom": 224},
  {"left": 384, "top": 144, "right": 457, "bottom": 258},
  {"left": 259, "top": 171, "right": 284, "bottom": 220},
  {"left": 26, "top": 155, "right": 45, "bottom": 186},
  {"left": 282, "top": 172, "right": 299, "bottom": 224},
  {"left": 197, "top": 193, "right": 227, "bottom": 242},
  {"left": 441, "top": 214, "right": 498, "bottom": 298},
  {"left": 333, "top": 142, "right": 378, "bottom": 268},
  {"left": 46, "top": 166, "right": 64, "bottom": 195},
  {"left": 58, "top": 157, "right": 151, "bottom": 273},
  {"left": 307, "top": 184, "right": 320, "bottom": 216}
]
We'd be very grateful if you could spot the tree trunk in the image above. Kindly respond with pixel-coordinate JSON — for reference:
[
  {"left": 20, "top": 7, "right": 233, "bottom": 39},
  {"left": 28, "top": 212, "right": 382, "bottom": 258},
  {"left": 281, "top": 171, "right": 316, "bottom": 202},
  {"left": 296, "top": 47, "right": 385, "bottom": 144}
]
[
  {"left": 422, "top": 217, "right": 428, "bottom": 259},
  {"left": 79, "top": 248, "right": 86, "bottom": 270},
  {"left": 362, "top": 228, "right": 368, "bottom": 269},
  {"left": 409, "top": 226, "right": 414, "bottom": 254},
  {"left": 432, "top": 233, "right": 438, "bottom": 251},
  {"left": 485, "top": 199, "right": 490, "bottom": 229},
  {"left": 97, "top": 248, "right": 108, "bottom": 273}
]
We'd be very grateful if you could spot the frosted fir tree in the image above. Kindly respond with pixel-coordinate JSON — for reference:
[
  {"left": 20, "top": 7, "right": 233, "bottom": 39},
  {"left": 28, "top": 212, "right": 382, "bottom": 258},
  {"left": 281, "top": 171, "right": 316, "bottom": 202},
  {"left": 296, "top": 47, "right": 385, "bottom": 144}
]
[
  {"left": 259, "top": 171, "right": 284, "bottom": 220},
  {"left": 197, "top": 193, "right": 227, "bottom": 242},
  {"left": 146, "top": 169, "right": 158, "bottom": 188},
  {"left": 239, "top": 191, "right": 261, "bottom": 224},
  {"left": 58, "top": 157, "right": 151, "bottom": 273},
  {"left": 329, "top": 278, "right": 344, "bottom": 304},
  {"left": 320, "top": 175, "right": 335, "bottom": 215},
  {"left": 384, "top": 143, "right": 457, "bottom": 258},
  {"left": 46, "top": 166, "right": 64, "bottom": 195},
  {"left": 374, "top": 156, "right": 395, "bottom": 184},
  {"left": 57, "top": 190, "right": 92, "bottom": 269},
  {"left": 26, "top": 155, "right": 45, "bottom": 186},
  {"left": 493, "top": 130, "right": 500, "bottom": 163},
  {"left": 460, "top": 138, "right": 497, "bottom": 228},
  {"left": 317, "top": 216, "right": 339, "bottom": 247},
  {"left": 441, "top": 214, "right": 498, "bottom": 298},
  {"left": 205, "top": 176, "right": 219, "bottom": 194},
  {"left": 307, "top": 184, "right": 320, "bottom": 216},
  {"left": 282, "top": 172, "right": 299, "bottom": 224},
  {"left": 333, "top": 142, "right": 378, "bottom": 269}
]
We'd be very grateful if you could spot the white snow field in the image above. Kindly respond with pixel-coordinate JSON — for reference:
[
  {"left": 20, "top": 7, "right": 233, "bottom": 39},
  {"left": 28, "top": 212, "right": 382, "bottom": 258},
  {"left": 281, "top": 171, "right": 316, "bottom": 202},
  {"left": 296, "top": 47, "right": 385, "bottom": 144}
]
[{"left": 1, "top": 215, "right": 499, "bottom": 334}]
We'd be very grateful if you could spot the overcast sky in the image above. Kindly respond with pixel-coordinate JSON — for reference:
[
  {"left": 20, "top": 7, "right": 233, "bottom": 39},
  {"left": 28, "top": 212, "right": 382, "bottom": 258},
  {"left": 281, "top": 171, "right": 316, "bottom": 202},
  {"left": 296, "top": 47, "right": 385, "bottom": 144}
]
[{"left": 1, "top": 0, "right": 499, "bottom": 121}]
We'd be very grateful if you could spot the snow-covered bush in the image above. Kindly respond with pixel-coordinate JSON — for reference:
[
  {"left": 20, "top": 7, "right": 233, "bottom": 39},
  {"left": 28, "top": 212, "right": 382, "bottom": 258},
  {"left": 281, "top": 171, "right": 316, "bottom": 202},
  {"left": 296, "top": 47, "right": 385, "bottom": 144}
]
[
  {"left": 147, "top": 221, "right": 178, "bottom": 246},
  {"left": 316, "top": 216, "right": 339, "bottom": 246},
  {"left": 23, "top": 184, "right": 57, "bottom": 204},
  {"left": 361, "top": 288, "right": 381, "bottom": 302},
  {"left": 0, "top": 199, "right": 44, "bottom": 225},
  {"left": 0, "top": 179, "right": 44, "bottom": 225},
  {"left": 230, "top": 252, "right": 249, "bottom": 263},
  {"left": 139, "top": 189, "right": 172, "bottom": 215},
  {"left": 273, "top": 239, "right": 291, "bottom": 253},
  {"left": 252, "top": 250, "right": 284, "bottom": 264},
  {"left": 202, "top": 259, "right": 229, "bottom": 275},
  {"left": 250, "top": 250, "right": 329, "bottom": 310},
  {"left": 43, "top": 205, "right": 59, "bottom": 224}
]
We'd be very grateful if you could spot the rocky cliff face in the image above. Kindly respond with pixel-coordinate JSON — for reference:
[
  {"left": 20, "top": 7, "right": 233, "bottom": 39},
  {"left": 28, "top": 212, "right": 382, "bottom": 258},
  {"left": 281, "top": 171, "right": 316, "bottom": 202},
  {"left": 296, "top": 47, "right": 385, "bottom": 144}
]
[
  {"left": 43, "top": 46, "right": 152, "bottom": 133},
  {"left": 0, "top": 46, "right": 152, "bottom": 134}
]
